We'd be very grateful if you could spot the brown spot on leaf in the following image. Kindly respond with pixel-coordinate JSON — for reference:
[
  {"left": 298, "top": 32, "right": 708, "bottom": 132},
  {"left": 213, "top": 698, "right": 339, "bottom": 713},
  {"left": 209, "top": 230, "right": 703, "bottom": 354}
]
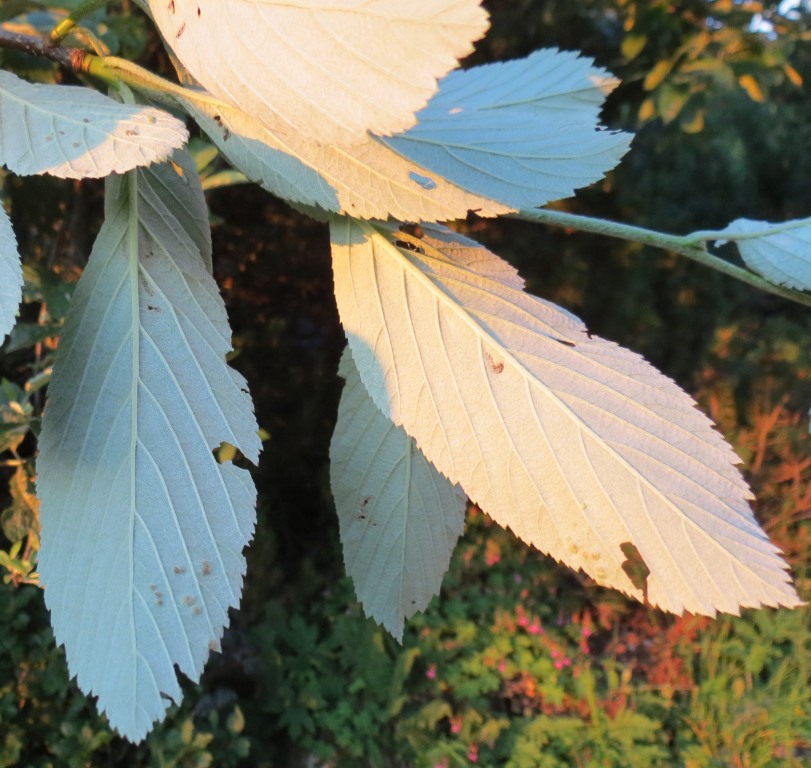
[
  {"left": 173, "top": 565, "right": 186, "bottom": 575},
  {"left": 176, "top": 22, "right": 186, "bottom": 39},
  {"left": 485, "top": 352, "right": 504, "bottom": 374},
  {"left": 182, "top": 595, "right": 196, "bottom": 607},
  {"left": 201, "top": 561, "right": 212, "bottom": 577}
]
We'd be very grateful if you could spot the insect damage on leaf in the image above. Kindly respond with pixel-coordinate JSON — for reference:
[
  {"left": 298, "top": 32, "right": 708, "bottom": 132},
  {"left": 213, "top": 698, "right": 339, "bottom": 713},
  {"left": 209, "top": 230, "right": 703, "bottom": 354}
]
[{"left": 620, "top": 542, "right": 651, "bottom": 604}]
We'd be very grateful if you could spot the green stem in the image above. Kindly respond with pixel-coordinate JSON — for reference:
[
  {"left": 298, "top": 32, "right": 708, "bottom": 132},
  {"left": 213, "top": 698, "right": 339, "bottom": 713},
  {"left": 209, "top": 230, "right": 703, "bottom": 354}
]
[
  {"left": 83, "top": 55, "right": 223, "bottom": 110},
  {"left": 49, "top": 0, "right": 109, "bottom": 45},
  {"left": 513, "top": 208, "right": 811, "bottom": 308}
]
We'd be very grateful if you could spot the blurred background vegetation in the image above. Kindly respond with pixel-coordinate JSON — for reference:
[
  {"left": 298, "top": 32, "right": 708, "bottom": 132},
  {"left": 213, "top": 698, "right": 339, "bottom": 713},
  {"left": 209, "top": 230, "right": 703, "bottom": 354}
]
[{"left": 0, "top": 1, "right": 809, "bottom": 766}]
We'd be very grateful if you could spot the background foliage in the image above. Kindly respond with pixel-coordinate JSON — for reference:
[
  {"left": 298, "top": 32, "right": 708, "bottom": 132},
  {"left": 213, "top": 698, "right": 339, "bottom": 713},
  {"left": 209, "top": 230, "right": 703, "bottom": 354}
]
[{"left": 0, "top": 0, "right": 809, "bottom": 765}]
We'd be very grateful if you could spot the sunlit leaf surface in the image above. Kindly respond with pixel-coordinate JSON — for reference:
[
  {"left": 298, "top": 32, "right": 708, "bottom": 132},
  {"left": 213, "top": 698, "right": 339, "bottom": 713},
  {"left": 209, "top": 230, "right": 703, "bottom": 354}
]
[{"left": 331, "top": 216, "right": 801, "bottom": 617}]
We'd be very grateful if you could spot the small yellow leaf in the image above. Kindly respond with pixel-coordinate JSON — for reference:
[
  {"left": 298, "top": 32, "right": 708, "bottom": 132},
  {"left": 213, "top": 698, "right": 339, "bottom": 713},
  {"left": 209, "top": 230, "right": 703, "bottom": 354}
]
[
  {"left": 784, "top": 64, "right": 803, "bottom": 86},
  {"left": 638, "top": 98, "right": 656, "bottom": 122},
  {"left": 644, "top": 59, "right": 674, "bottom": 91},
  {"left": 621, "top": 34, "right": 647, "bottom": 62},
  {"left": 680, "top": 109, "right": 705, "bottom": 134},
  {"left": 738, "top": 74, "right": 764, "bottom": 102}
]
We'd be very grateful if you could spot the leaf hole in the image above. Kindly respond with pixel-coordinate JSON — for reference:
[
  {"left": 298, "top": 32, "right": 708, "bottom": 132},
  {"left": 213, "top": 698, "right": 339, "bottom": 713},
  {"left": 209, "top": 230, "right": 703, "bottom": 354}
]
[
  {"left": 620, "top": 542, "right": 650, "bottom": 603},
  {"left": 408, "top": 171, "right": 437, "bottom": 190}
]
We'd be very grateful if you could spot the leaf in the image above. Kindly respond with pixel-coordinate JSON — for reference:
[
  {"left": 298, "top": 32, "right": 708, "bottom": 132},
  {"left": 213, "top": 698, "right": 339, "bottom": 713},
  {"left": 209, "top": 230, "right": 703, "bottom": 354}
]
[
  {"left": 185, "top": 48, "right": 629, "bottom": 220},
  {"left": 330, "top": 348, "right": 466, "bottom": 641},
  {"left": 36, "top": 150, "right": 261, "bottom": 742},
  {"left": 149, "top": 0, "right": 489, "bottom": 146},
  {"left": 1, "top": 465, "right": 39, "bottom": 543},
  {"left": 714, "top": 217, "right": 811, "bottom": 291},
  {"left": 183, "top": 94, "right": 509, "bottom": 222},
  {"left": 0, "top": 379, "right": 32, "bottom": 454},
  {"left": 330, "top": 216, "right": 801, "bottom": 617},
  {"left": 0, "top": 205, "right": 22, "bottom": 342},
  {"left": 738, "top": 74, "right": 764, "bottom": 102},
  {"left": 382, "top": 49, "right": 633, "bottom": 210},
  {"left": 0, "top": 69, "right": 188, "bottom": 179}
]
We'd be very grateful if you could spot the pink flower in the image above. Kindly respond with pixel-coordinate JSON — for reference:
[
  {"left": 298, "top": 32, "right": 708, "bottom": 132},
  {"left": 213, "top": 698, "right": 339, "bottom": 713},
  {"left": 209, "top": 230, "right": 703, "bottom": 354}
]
[
  {"left": 498, "top": 658, "right": 506, "bottom": 673},
  {"left": 527, "top": 621, "right": 543, "bottom": 635},
  {"left": 426, "top": 664, "right": 437, "bottom": 680},
  {"left": 468, "top": 744, "right": 478, "bottom": 763},
  {"left": 451, "top": 715, "right": 462, "bottom": 735}
]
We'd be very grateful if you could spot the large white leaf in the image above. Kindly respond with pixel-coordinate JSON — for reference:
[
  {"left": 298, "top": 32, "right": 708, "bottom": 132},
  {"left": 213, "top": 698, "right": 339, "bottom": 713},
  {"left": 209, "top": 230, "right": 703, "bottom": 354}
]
[
  {"left": 0, "top": 205, "right": 22, "bottom": 341},
  {"left": 331, "top": 348, "right": 466, "bottom": 641},
  {"left": 331, "top": 216, "right": 801, "bottom": 617},
  {"left": 715, "top": 216, "right": 811, "bottom": 291},
  {"left": 37, "top": 151, "right": 261, "bottom": 742},
  {"left": 184, "top": 48, "right": 629, "bottom": 220},
  {"left": 0, "top": 69, "right": 188, "bottom": 179},
  {"left": 383, "top": 49, "right": 633, "bottom": 209},
  {"left": 149, "top": 0, "right": 489, "bottom": 146}
]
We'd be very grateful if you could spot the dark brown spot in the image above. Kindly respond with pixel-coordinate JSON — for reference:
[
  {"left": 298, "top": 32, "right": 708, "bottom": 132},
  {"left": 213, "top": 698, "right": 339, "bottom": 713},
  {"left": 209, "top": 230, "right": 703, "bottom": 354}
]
[
  {"left": 182, "top": 595, "right": 196, "bottom": 607},
  {"left": 173, "top": 565, "right": 186, "bottom": 575},
  {"left": 176, "top": 22, "right": 186, "bottom": 39},
  {"left": 201, "top": 561, "right": 212, "bottom": 576},
  {"left": 168, "top": 0, "right": 175, "bottom": 12},
  {"left": 147, "top": 305, "right": 161, "bottom": 313}
]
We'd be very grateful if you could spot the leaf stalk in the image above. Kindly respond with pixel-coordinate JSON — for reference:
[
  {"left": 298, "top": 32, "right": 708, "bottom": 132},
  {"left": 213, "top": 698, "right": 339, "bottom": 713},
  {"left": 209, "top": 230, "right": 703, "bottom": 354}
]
[{"left": 513, "top": 208, "right": 811, "bottom": 308}]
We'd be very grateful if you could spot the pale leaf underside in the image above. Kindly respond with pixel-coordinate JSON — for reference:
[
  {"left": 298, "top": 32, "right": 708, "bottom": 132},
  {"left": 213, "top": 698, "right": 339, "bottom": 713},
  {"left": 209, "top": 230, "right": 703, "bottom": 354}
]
[
  {"left": 331, "top": 349, "right": 466, "bottom": 641},
  {"left": 185, "top": 95, "right": 507, "bottom": 221},
  {"left": 0, "top": 69, "right": 188, "bottom": 179},
  {"left": 185, "top": 47, "right": 629, "bottom": 221},
  {"left": 383, "top": 48, "right": 633, "bottom": 210},
  {"left": 0, "top": 206, "right": 22, "bottom": 341},
  {"left": 717, "top": 216, "right": 811, "bottom": 291},
  {"left": 37, "top": 151, "right": 261, "bottom": 741},
  {"left": 150, "top": 0, "right": 489, "bottom": 146},
  {"left": 331, "top": 217, "right": 801, "bottom": 617}
]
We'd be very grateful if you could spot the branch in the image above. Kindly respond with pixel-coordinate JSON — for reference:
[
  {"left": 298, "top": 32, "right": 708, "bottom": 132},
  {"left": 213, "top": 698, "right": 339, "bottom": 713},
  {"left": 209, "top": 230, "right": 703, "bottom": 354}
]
[
  {"left": 513, "top": 208, "right": 811, "bottom": 308},
  {"left": 0, "top": 27, "right": 86, "bottom": 71}
]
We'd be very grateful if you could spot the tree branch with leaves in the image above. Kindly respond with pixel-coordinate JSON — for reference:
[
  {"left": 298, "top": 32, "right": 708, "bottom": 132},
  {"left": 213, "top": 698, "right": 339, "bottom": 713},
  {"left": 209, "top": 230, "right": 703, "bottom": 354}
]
[{"left": 0, "top": 0, "right": 806, "bottom": 743}]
